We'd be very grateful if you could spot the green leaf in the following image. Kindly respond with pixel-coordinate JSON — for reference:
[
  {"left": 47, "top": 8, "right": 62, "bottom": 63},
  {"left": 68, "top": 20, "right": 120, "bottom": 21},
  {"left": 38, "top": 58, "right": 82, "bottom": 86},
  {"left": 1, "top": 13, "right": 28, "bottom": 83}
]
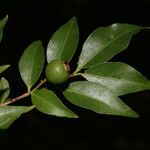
[
  {"left": 0, "top": 15, "right": 8, "bottom": 43},
  {"left": 0, "top": 65, "right": 10, "bottom": 74},
  {"left": 63, "top": 81, "right": 139, "bottom": 118},
  {"left": 0, "top": 106, "right": 34, "bottom": 129},
  {"left": 47, "top": 17, "right": 79, "bottom": 63},
  {"left": 19, "top": 41, "right": 44, "bottom": 91},
  {"left": 0, "top": 77, "right": 10, "bottom": 103},
  {"left": 76, "top": 24, "right": 142, "bottom": 72},
  {"left": 83, "top": 62, "right": 150, "bottom": 96},
  {"left": 31, "top": 88, "right": 78, "bottom": 118}
]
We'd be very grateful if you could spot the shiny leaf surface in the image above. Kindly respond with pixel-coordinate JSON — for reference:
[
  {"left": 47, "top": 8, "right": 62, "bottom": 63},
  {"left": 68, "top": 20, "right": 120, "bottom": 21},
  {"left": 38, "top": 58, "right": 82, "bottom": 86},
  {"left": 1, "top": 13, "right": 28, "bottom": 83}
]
[
  {"left": 19, "top": 41, "right": 44, "bottom": 91},
  {"left": 47, "top": 17, "right": 79, "bottom": 63},
  {"left": 0, "top": 106, "right": 34, "bottom": 129},
  {"left": 0, "top": 65, "right": 10, "bottom": 74},
  {"left": 77, "top": 24, "right": 142, "bottom": 71},
  {"left": 83, "top": 62, "right": 150, "bottom": 95},
  {"left": 64, "top": 81, "right": 138, "bottom": 118},
  {"left": 32, "top": 88, "right": 78, "bottom": 118},
  {"left": 0, "top": 77, "right": 10, "bottom": 103}
]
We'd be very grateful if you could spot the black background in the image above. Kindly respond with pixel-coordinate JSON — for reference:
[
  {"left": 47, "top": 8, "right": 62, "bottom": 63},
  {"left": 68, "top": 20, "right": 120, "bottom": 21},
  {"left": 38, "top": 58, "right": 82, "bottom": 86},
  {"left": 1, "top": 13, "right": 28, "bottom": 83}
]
[{"left": 0, "top": 0, "right": 150, "bottom": 149}]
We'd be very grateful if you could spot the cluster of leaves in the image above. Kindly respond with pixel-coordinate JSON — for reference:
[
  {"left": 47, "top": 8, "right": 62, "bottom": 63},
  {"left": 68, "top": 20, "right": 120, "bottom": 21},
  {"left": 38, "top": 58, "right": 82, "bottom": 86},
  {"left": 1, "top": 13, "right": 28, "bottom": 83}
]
[{"left": 0, "top": 15, "right": 150, "bottom": 129}]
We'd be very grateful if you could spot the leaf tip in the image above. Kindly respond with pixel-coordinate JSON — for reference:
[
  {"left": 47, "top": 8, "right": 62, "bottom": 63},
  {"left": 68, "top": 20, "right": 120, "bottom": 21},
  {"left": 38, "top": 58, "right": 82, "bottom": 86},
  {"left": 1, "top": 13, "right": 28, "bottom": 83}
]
[
  {"left": 126, "top": 110, "right": 140, "bottom": 118},
  {"left": 132, "top": 113, "right": 140, "bottom": 118},
  {"left": 6, "top": 64, "right": 10, "bottom": 69},
  {"left": 4, "top": 15, "right": 8, "bottom": 21},
  {"left": 0, "top": 15, "right": 8, "bottom": 26},
  {"left": 72, "top": 16, "right": 76, "bottom": 20},
  {"left": 74, "top": 114, "right": 79, "bottom": 118},
  {"left": 28, "top": 105, "right": 35, "bottom": 111},
  {"left": 34, "top": 40, "right": 43, "bottom": 46},
  {"left": 70, "top": 16, "right": 77, "bottom": 24},
  {"left": 70, "top": 113, "right": 79, "bottom": 118}
]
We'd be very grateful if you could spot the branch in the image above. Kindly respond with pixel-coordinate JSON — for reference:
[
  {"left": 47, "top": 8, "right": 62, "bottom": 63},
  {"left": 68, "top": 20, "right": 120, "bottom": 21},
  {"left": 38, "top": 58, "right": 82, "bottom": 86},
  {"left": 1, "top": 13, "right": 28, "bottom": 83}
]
[
  {"left": 0, "top": 92, "right": 30, "bottom": 106},
  {"left": 0, "top": 79, "right": 47, "bottom": 106}
]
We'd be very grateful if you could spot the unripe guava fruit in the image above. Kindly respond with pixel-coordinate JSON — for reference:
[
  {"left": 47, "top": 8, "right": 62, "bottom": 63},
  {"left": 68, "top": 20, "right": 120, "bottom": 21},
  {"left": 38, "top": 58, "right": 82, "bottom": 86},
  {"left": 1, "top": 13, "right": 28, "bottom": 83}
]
[{"left": 45, "top": 59, "right": 70, "bottom": 84}]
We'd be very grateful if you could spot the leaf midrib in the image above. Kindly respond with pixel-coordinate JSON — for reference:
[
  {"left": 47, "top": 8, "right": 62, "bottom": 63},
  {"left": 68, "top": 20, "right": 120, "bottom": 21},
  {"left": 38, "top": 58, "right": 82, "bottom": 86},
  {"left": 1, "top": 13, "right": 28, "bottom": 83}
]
[
  {"left": 83, "top": 73, "right": 150, "bottom": 87},
  {"left": 0, "top": 109, "right": 20, "bottom": 116},
  {"left": 32, "top": 93, "right": 63, "bottom": 112},
  {"left": 28, "top": 44, "right": 39, "bottom": 89},
  {"left": 58, "top": 20, "right": 74, "bottom": 60},
  {"left": 0, "top": 107, "right": 32, "bottom": 117}
]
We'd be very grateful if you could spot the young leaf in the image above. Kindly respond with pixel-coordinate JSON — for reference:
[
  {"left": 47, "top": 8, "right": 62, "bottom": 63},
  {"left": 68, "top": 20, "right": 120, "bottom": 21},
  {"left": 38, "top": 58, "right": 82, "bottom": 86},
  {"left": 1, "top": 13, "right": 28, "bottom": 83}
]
[
  {"left": 82, "top": 62, "right": 150, "bottom": 96},
  {"left": 47, "top": 17, "right": 79, "bottom": 63},
  {"left": 19, "top": 41, "right": 44, "bottom": 91},
  {"left": 0, "top": 106, "right": 34, "bottom": 129},
  {"left": 0, "top": 15, "right": 8, "bottom": 43},
  {"left": 63, "top": 81, "right": 139, "bottom": 118},
  {"left": 31, "top": 88, "right": 78, "bottom": 118},
  {"left": 0, "top": 65, "right": 10, "bottom": 74},
  {"left": 0, "top": 77, "right": 10, "bottom": 103},
  {"left": 76, "top": 24, "right": 142, "bottom": 72}
]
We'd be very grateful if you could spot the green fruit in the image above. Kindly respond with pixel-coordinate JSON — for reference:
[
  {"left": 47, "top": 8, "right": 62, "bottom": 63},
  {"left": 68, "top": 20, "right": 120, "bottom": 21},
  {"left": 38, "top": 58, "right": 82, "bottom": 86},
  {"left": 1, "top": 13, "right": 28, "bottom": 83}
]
[{"left": 45, "top": 59, "right": 70, "bottom": 84}]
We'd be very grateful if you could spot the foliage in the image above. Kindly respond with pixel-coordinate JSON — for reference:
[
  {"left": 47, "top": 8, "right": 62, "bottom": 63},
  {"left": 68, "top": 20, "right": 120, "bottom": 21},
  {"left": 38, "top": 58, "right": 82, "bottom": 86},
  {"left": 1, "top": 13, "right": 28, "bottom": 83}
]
[{"left": 0, "top": 15, "right": 150, "bottom": 129}]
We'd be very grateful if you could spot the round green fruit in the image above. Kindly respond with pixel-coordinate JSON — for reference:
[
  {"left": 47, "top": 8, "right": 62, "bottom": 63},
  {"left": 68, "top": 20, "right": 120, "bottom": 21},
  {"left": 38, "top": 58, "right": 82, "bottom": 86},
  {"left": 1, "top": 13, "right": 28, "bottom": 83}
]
[{"left": 45, "top": 59, "right": 70, "bottom": 84}]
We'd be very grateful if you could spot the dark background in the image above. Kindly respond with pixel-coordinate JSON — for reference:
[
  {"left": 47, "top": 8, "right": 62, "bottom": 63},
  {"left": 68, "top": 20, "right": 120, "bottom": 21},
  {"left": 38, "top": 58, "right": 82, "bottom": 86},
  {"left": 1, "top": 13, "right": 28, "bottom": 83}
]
[{"left": 0, "top": 0, "right": 150, "bottom": 149}]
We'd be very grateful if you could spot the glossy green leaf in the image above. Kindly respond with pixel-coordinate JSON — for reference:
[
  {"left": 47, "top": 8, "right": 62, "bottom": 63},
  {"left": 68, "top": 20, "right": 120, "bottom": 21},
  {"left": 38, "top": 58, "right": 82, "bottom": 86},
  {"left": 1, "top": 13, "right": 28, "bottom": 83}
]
[
  {"left": 76, "top": 24, "right": 142, "bottom": 72},
  {"left": 0, "top": 15, "right": 8, "bottom": 43},
  {"left": 0, "top": 77, "right": 10, "bottom": 103},
  {"left": 64, "top": 81, "right": 139, "bottom": 118},
  {"left": 31, "top": 88, "right": 78, "bottom": 118},
  {"left": 0, "top": 65, "right": 10, "bottom": 74},
  {"left": 83, "top": 62, "right": 150, "bottom": 96},
  {"left": 0, "top": 106, "right": 34, "bottom": 129},
  {"left": 19, "top": 41, "right": 44, "bottom": 91},
  {"left": 47, "top": 17, "right": 79, "bottom": 63}
]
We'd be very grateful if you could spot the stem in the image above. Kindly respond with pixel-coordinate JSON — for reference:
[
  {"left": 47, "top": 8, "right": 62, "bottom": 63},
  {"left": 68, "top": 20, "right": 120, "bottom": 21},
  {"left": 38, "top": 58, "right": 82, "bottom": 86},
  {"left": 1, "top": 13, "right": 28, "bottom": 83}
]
[
  {"left": 31, "top": 79, "right": 47, "bottom": 93},
  {"left": 0, "top": 92, "right": 30, "bottom": 106},
  {"left": 0, "top": 79, "right": 47, "bottom": 106},
  {"left": 73, "top": 68, "right": 80, "bottom": 76},
  {"left": 72, "top": 65, "right": 83, "bottom": 77},
  {"left": 69, "top": 72, "right": 82, "bottom": 78}
]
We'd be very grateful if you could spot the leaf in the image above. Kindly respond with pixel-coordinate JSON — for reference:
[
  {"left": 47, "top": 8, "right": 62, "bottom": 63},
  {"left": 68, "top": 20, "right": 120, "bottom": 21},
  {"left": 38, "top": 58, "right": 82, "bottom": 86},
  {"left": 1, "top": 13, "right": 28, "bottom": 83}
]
[
  {"left": 0, "top": 106, "right": 34, "bottom": 129},
  {"left": 82, "top": 62, "right": 150, "bottom": 96},
  {"left": 63, "top": 81, "right": 139, "bottom": 118},
  {"left": 0, "top": 15, "right": 8, "bottom": 43},
  {"left": 47, "top": 17, "right": 79, "bottom": 63},
  {"left": 19, "top": 41, "right": 44, "bottom": 91},
  {"left": 76, "top": 23, "right": 142, "bottom": 72},
  {"left": 0, "top": 65, "right": 10, "bottom": 74},
  {"left": 0, "top": 77, "right": 10, "bottom": 103},
  {"left": 31, "top": 88, "right": 78, "bottom": 118}
]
